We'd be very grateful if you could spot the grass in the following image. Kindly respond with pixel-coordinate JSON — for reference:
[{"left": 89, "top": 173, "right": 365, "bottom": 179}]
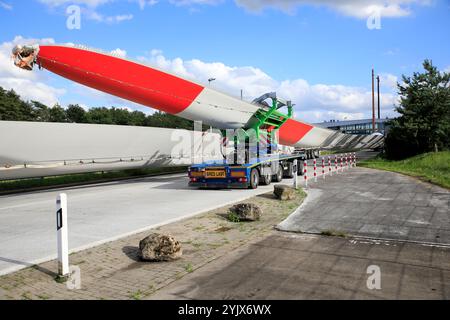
[
  {"left": 227, "top": 212, "right": 241, "bottom": 223},
  {"left": 54, "top": 275, "right": 68, "bottom": 284},
  {"left": 0, "top": 166, "right": 188, "bottom": 193},
  {"left": 184, "top": 263, "right": 194, "bottom": 273},
  {"left": 321, "top": 149, "right": 357, "bottom": 156},
  {"left": 129, "top": 290, "right": 144, "bottom": 300},
  {"left": 21, "top": 292, "right": 33, "bottom": 300},
  {"left": 359, "top": 151, "right": 450, "bottom": 189}
]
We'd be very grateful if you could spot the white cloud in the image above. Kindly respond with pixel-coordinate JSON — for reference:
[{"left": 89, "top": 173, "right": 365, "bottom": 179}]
[
  {"left": 169, "top": 0, "right": 224, "bottom": 6},
  {"left": 84, "top": 10, "right": 134, "bottom": 23},
  {"left": 38, "top": 0, "right": 430, "bottom": 19},
  {"left": 110, "top": 48, "right": 127, "bottom": 58},
  {"left": 40, "top": 0, "right": 159, "bottom": 10},
  {"left": 39, "top": 0, "right": 134, "bottom": 24},
  {"left": 379, "top": 73, "right": 398, "bottom": 90},
  {"left": 0, "top": 36, "right": 66, "bottom": 106},
  {"left": 0, "top": 78, "right": 66, "bottom": 106},
  {"left": 0, "top": 1, "right": 12, "bottom": 10},
  {"left": 444, "top": 66, "right": 450, "bottom": 73},
  {"left": 139, "top": 50, "right": 399, "bottom": 122},
  {"left": 134, "top": 0, "right": 159, "bottom": 9},
  {"left": 39, "top": 0, "right": 112, "bottom": 7},
  {"left": 234, "top": 0, "right": 430, "bottom": 19}
]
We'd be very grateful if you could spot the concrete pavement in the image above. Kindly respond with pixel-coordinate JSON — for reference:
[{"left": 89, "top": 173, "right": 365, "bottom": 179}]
[
  {"left": 150, "top": 158, "right": 450, "bottom": 300},
  {"left": 150, "top": 232, "right": 450, "bottom": 300},
  {"left": 278, "top": 167, "right": 450, "bottom": 244},
  {"left": 0, "top": 173, "right": 293, "bottom": 275}
]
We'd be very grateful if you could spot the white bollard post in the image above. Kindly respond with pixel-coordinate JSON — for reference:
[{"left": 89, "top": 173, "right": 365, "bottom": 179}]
[
  {"left": 354, "top": 152, "right": 357, "bottom": 167},
  {"left": 303, "top": 160, "right": 308, "bottom": 188},
  {"left": 340, "top": 155, "right": 343, "bottom": 172},
  {"left": 293, "top": 163, "right": 298, "bottom": 190},
  {"left": 56, "top": 193, "right": 69, "bottom": 276},
  {"left": 328, "top": 156, "right": 332, "bottom": 176}
]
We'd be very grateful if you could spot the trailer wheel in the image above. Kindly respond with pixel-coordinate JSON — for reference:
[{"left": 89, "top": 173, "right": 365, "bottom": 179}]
[
  {"left": 249, "top": 168, "right": 259, "bottom": 189},
  {"left": 283, "top": 162, "right": 294, "bottom": 179},
  {"left": 297, "top": 159, "right": 304, "bottom": 176},
  {"left": 260, "top": 173, "right": 272, "bottom": 185},
  {"left": 273, "top": 165, "right": 283, "bottom": 182}
]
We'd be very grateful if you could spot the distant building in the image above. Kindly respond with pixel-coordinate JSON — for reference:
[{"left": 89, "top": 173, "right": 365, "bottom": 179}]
[{"left": 314, "top": 118, "right": 390, "bottom": 135}]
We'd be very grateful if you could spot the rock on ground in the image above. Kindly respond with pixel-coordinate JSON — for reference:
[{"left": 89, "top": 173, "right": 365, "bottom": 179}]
[
  {"left": 229, "top": 203, "right": 262, "bottom": 221},
  {"left": 139, "top": 233, "right": 182, "bottom": 261},
  {"left": 273, "top": 184, "right": 296, "bottom": 200}
]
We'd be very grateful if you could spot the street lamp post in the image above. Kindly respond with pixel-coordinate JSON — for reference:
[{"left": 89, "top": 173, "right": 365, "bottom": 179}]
[{"left": 208, "top": 78, "right": 216, "bottom": 86}]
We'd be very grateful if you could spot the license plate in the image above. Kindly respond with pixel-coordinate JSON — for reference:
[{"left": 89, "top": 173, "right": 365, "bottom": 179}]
[{"left": 206, "top": 170, "right": 226, "bottom": 178}]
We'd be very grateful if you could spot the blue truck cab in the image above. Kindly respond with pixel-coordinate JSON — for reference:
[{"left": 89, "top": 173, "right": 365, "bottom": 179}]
[{"left": 188, "top": 152, "right": 305, "bottom": 189}]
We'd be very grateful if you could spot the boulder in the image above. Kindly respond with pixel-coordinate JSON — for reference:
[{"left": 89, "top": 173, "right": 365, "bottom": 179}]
[
  {"left": 274, "top": 184, "right": 296, "bottom": 200},
  {"left": 229, "top": 203, "right": 262, "bottom": 221},
  {"left": 138, "top": 233, "right": 182, "bottom": 261}
]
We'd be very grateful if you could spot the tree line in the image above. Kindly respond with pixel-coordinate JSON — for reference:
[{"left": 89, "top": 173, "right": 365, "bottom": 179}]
[{"left": 0, "top": 86, "right": 196, "bottom": 130}]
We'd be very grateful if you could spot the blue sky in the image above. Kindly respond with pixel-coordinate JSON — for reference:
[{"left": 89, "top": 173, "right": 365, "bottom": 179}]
[{"left": 0, "top": 0, "right": 449, "bottom": 122}]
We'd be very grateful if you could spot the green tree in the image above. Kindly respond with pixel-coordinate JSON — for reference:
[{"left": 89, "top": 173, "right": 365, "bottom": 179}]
[
  {"left": 66, "top": 104, "right": 88, "bottom": 123},
  {"left": 49, "top": 104, "right": 68, "bottom": 122},
  {"left": 112, "top": 107, "right": 133, "bottom": 125},
  {"left": 385, "top": 60, "right": 450, "bottom": 159},
  {"left": 0, "top": 88, "right": 34, "bottom": 121},
  {"left": 31, "top": 100, "right": 50, "bottom": 122},
  {"left": 87, "top": 107, "right": 114, "bottom": 124},
  {"left": 129, "top": 110, "right": 147, "bottom": 126}
]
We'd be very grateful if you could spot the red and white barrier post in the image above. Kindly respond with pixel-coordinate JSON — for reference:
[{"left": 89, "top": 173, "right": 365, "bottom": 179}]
[
  {"left": 346, "top": 153, "right": 349, "bottom": 169},
  {"left": 303, "top": 160, "right": 308, "bottom": 187},
  {"left": 328, "top": 156, "right": 332, "bottom": 176},
  {"left": 340, "top": 155, "right": 343, "bottom": 172},
  {"left": 335, "top": 155, "right": 338, "bottom": 173},
  {"left": 322, "top": 158, "right": 325, "bottom": 179},
  {"left": 313, "top": 159, "right": 317, "bottom": 182},
  {"left": 354, "top": 152, "right": 357, "bottom": 167}
]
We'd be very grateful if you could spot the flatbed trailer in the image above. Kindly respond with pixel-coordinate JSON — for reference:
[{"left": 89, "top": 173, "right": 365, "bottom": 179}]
[
  {"left": 188, "top": 92, "right": 310, "bottom": 189},
  {"left": 188, "top": 152, "right": 306, "bottom": 189}
]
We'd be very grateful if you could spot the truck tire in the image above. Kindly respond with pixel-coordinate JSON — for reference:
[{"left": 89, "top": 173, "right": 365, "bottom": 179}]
[
  {"left": 260, "top": 173, "right": 272, "bottom": 185},
  {"left": 249, "top": 168, "right": 259, "bottom": 189},
  {"left": 272, "top": 165, "right": 283, "bottom": 182},
  {"left": 284, "top": 162, "right": 294, "bottom": 178},
  {"left": 297, "top": 159, "right": 304, "bottom": 176}
]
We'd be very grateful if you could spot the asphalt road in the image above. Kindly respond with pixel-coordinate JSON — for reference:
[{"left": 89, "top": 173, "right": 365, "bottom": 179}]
[
  {"left": 0, "top": 173, "right": 296, "bottom": 276},
  {"left": 0, "top": 151, "right": 368, "bottom": 276}
]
